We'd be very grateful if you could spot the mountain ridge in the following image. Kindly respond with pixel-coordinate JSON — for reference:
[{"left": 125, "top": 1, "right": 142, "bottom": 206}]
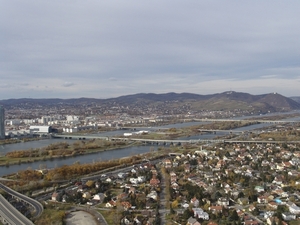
[{"left": 1, "top": 91, "right": 300, "bottom": 113}]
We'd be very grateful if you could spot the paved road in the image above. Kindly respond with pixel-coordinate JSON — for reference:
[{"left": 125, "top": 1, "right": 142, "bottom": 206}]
[
  {"left": 0, "top": 183, "right": 43, "bottom": 218},
  {"left": 159, "top": 167, "right": 168, "bottom": 225},
  {"left": 0, "top": 194, "right": 34, "bottom": 225}
]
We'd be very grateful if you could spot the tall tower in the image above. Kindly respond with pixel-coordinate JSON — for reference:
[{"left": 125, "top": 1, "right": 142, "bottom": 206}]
[{"left": 0, "top": 106, "right": 4, "bottom": 140}]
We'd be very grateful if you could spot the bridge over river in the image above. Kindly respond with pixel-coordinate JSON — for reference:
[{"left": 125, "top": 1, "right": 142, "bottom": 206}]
[
  {"left": 52, "top": 134, "right": 300, "bottom": 145},
  {"left": 191, "top": 118, "right": 298, "bottom": 124}
]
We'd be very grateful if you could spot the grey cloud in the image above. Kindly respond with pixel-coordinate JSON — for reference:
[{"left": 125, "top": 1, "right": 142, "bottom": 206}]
[
  {"left": 1, "top": 1, "right": 300, "bottom": 99},
  {"left": 62, "top": 82, "right": 75, "bottom": 87}
]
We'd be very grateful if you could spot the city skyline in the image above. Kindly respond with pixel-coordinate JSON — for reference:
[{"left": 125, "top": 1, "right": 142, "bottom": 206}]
[{"left": 1, "top": 1, "right": 300, "bottom": 100}]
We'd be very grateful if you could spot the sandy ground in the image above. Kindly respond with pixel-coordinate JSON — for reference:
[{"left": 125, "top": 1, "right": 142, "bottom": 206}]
[{"left": 65, "top": 210, "right": 98, "bottom": 225}]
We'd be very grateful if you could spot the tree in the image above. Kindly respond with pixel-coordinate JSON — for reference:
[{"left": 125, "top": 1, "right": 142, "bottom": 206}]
[
  {"left": 229, "top": 210, "right": 239, "bottom": 221},
  {"left": 171, "top": 200, "right": 179, "bottom": 209},
  {"left": 182, "top": 209, "right": 193, "bottom": 221}
]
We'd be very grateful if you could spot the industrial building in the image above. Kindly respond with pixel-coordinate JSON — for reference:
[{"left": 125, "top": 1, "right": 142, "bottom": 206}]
[
  {"left": 29, "top": 125, "right": 52, "bottom": 133},
  {"left": 0, "top": 106, "right": 5, "bottom": 139}
]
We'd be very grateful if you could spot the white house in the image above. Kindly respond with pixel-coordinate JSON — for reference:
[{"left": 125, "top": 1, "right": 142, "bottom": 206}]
[
  {"left": 282, "top": 212, "right": 296, "bottom": 221},
  {"left": 93, "top": 193, "right": 105, "bottom": 202},
  {"left": 289, "top": 204, "right": 300, "bottom": 214},
  {"left": 192, "top": 208, "right": 209, "bottom": 220}
]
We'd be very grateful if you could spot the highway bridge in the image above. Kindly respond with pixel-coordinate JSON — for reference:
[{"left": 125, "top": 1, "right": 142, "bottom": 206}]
[
  {"left": 52, "top": 134, "right": 300, "bottom": 145},
  {"left": 52, "top": 134, "right": 109, "bottom": 140},
  {"left": 123, "top": 138, "right": 300, "bottom": 145},
  {"left": 197, "top": 129, "right": 245, "bottom": 134},
  {"left": 0, "top": 194, "right": 34, "bottom": 225},
  {"left": 0, "top": 183, "right": 43, "bottom": 223},
  {"left": 191, "top": 118, "right": 298, "bottom": 124}
]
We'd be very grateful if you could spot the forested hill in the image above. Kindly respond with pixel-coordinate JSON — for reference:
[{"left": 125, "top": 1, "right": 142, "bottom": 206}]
[{"left": 1, "top": 91, "right": 300, "bottom": 113}]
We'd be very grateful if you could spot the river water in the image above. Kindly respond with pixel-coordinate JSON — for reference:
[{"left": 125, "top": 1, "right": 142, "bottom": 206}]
[
  {"left": 0, "top": 145, "right": 156, "bottom": 177},
  {"left": 0, "top": 116, "right": 299, "bottom": 176}
]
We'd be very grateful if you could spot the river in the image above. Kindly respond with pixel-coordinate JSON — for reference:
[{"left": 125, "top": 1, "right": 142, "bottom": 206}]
[
  {"left": 0, "top": 145, "right": 156, "bottom": 177},
  {"left": 0, "top": 116, "right": 299, "bottom": 176}
]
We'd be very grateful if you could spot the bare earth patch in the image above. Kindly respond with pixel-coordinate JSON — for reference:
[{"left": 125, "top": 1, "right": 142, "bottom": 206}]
[{"left": 65, "top": 210, "right": 98, "bottom": 225}]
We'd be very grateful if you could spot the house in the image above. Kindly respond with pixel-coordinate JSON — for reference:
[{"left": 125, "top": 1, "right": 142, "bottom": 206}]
[
  {"left": 288, "top": 170, "right": 300, "bottom": 176},
  {"left": 207, "top": 222, "right": 218, "bottom": 225},
  {"left": 187, "top": 217, "right": 201, "bottom": 225},
  {"left": 193, "top": 208, "right": 209, "bottom": 220},
  {"left": 209, "top": 205, "right": 223, "bottom": 214},
  {"left": 105, "top": 200, "right": 116, "bottom": 208},
  {"left": 121, "top": 201, "right": 132, "bottom": 210},
  {"left": 105, "top": 177, "right": 112, "bottom": 183},
  {"left": 216, "top": 160, "right": 226, "bottom": 168},
  {"left": 149, "top": 177, "right": 160, "bottom": 187},
  {"left": 264, "top": 211, "right": 274, "bottom": 219},
  {"left": 146, "top": 217, "right": 156, "bottom": 225},
  {"left": 121, "top": 217, "right": 131, "bottom": 225},
  {"left": 171, "top": 182, "right": 179, "bottom": 190},
  {"left": 244, "top": 219, "right": 259, "bottom": 225},
  {"left": 190, "top": 197, "right": 200, "bottom": 207},
  {"left": 62, "top": 194, "right": 68, "bottom": 203},
  {"left": 170, "top": 171, "right": 177, "bottom": 182},
  {"left": 130, "top": 178, "right": 139, "bottom": 184},
  {"left": 272, "top": 176, "right": 283, "bottom": 185},
  {"left": 182, "top": 202, "right": 190, "bottom": 209},
  {"left": 82, "top": 192, "right": 91, "bottom": 199},
  {"left": 117, "top": 192, "right": 128, "bottom": 200},
  {"left": 185, "top": 164, "right": 191, "bottom": 173},
  {"left": 282, "top": 212, "right": 296, "bottom": 221},
  {"left": 254, "top": 186, "right": 265, "bottom": 193},
  {"left": 163, "top": 159, "right": 172, "bottom": 168},
  {"left": 77, "top": 184, "right": 87, "bottom": 192},
  {"left": 248, "top": 205, "right": 256, "bottom": 212},
  {"left": 217, "top": 197, "right": 229, "bottom": 207},
  {"left": 282, "top": 161, "right": 292, "bottom": 168},
  {"left": 128, "top": 186, "right": 136, "bottom": 194},
  {"left": 288, "top": 204, "right": 300, "bottom": 214},
  {"left": 118, "top": 172, "right": 126, "bottom": 179},
  {"left": 267, "top": 217, "right": 288, "bottom": 225},
  {"left": 137, "top": 176, "right": 145, "bottom": 183},
  {"left": 51, "top": 192, "right": 62, "bottom": 202},
  {"left": 146, "top": 191, "right": 158, "bottom": 201},
  {"left": 268, "top": 201, "right": 278, "bottom": 210},
  {"left": 93, "top": 193, "right": 105, "bottom": 202},
  {"left": 133, "top": 217, "right": 142, "bottom": 225},
  {"left": 257, "top": 196, "right": 268, "bottom": 204},
  {"left": 238, "top": 197, "right": 249, "bottom": 205}
]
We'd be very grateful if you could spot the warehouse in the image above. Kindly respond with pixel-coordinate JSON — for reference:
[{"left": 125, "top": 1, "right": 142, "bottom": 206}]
[{"left": 29, "top": 125, "right": 52, "bottom": 133}]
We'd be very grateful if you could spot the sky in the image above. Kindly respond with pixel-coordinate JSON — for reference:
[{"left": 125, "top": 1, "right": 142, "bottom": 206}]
[{"left": 1, "top": 1, "right": 300, "bottom": 100}]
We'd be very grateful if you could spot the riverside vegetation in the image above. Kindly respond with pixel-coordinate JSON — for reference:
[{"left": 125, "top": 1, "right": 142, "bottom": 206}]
[{"left": 0, "top": 120, "right": 279, "bottom": 167}]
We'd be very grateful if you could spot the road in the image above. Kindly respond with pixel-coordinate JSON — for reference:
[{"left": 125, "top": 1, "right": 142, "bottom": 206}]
[
  {"left": 0, "top": 183, "right": 43, "bottom": 218},
  {"left": 159, "top": 166, "right": 168, "bottom": 225},
  {"left": 0, "top": 194, "right": 34, "bottom": 225}
]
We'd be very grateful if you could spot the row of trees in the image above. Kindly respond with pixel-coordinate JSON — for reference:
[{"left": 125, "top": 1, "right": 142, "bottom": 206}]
[
  {"left": 44, "top": 155, "right": 144, "bottom": 181},
  {"left": 5, "top": 139, "right": 128, "bottom": 159}
]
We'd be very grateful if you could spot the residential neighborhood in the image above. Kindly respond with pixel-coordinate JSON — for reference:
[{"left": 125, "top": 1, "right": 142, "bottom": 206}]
[{"left": 44, "top": 140, "right": 300, "bottom": 225}]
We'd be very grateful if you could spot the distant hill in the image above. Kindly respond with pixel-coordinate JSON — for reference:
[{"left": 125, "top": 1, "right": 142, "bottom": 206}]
[
  {"left": 290, "top": 96, "right": 300, "bottom": 104},
  {"left": 1, "top": 91, "right": 300, "bottom": 114}
]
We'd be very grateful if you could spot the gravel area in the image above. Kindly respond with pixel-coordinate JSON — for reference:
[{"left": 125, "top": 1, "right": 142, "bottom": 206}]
[{"left": 65, "top": 210, "right": 98, "bottom": 225}]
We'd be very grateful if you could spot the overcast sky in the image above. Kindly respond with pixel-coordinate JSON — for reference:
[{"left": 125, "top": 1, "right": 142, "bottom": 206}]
[{"left": 1, "top": 1, "right": 300, "bottom": 99}]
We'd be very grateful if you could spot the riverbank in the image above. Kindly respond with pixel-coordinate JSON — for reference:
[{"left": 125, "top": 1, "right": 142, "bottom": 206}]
[
  {"left": 0, "top": 120, "right": 274, "bottom": 167},
  {"left": 0, "top": 139, "right": 141, "bottom": 167},
  {"left": 0, "top": 137, "right": 43, "bottom": 145}
]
